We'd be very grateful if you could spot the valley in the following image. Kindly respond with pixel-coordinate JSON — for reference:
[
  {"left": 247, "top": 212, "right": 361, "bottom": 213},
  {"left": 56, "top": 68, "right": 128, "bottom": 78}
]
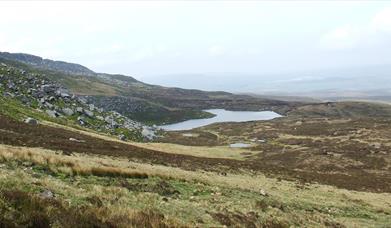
[
  {"left": 0, "top": 52, "right": 390, "bottom": 227},
  {"left": 0, "top": 52, "right": 299, "bottom": 125}
]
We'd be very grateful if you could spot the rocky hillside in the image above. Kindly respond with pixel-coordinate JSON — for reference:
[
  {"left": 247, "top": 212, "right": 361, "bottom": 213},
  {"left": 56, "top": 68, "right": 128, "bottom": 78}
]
[
  {"left": 0, "top": 60, "right": 156, "bottom": 141},
  {"left": 0, "top": 52, "right": 300, "bottom": 124},
  {"left": 0, "top": 52, "right": 94, "bottom": 76}
]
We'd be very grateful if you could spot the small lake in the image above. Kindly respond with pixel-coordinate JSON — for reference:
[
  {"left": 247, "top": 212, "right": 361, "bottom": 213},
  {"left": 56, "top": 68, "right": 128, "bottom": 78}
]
[
  {"left": 229, "top": 143, "right": 252, "bottom": 148},
  {"left": 159, "top": 109, "right": 281, "bottom": 131}
]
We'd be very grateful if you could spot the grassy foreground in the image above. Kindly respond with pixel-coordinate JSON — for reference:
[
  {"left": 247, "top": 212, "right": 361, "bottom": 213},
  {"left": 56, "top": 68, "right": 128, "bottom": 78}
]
[{"left": 0, "top": 144, "right": 390, "bottom": 227}]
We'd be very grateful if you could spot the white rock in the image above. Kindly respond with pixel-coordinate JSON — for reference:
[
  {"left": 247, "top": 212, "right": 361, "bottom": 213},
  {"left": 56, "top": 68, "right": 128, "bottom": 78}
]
[{"left": 24, "top": 117, "right": 38, "bottom": 125}]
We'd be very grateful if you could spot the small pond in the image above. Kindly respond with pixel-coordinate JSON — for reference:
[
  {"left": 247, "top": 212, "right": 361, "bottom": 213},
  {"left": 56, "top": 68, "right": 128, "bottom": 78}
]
[{"left": 229, "top": 143, "right": 252, "bottom": 148}]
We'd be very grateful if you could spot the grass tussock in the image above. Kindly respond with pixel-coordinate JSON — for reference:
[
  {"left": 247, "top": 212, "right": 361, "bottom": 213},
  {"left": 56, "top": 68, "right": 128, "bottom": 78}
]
[
  {"left": 89, "top": 166, "right": 148, "bottom": 179},
  {"left": 0, "top": 146, "right": 148, "bottom": 179},
  {"left": 0, "top": 189, "right": 184, "bottom": 228}
]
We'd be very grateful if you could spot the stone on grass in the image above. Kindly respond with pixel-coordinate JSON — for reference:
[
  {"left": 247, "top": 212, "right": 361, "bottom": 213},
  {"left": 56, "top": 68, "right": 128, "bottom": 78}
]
[
  {"left": 118, "top": 134, "right": 126, "bottom": 141},
  {"left": 39, "top": 190, "right": 54, "bottom": 199},
  {"left": 24, "top": 117, "right": 38, "bottom": 125}
]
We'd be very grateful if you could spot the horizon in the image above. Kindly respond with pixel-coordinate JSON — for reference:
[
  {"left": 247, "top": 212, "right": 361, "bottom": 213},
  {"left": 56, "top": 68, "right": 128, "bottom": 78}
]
[
  {"left": 1, "top": 1, "right": 391, "bottom": 81},
  {"left": 2, "top": 50, "right": 391, "bottom": 96}
]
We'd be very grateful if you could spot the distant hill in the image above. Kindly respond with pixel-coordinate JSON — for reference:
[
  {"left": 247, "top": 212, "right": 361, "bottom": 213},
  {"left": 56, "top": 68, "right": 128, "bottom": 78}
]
[
  {"left": 0, "top": 51, "right": 299, "bottom": 124},
  {"left": 143, "top": 65, "right": 391, "bottom": 103},
  {"left": 0, "top": 52, "right": 95, "bottom": 76}
]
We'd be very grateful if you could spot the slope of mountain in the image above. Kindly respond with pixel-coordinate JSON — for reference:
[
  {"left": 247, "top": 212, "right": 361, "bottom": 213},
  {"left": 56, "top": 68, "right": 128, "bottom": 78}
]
[
  {"left": 0, "top": 52, "right": 300, "bottom": 124},
  {"left": 0, "top": 60, "right": 156, "bottom": 141},
  {"left": 0, "top": 52, "right": 95, "bottom": 76}
]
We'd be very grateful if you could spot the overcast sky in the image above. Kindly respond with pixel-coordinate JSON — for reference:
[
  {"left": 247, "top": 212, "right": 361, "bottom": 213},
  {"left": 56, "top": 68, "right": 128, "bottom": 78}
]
[{"left": 1, "top": 1, "right": 391, "bottom": 80}]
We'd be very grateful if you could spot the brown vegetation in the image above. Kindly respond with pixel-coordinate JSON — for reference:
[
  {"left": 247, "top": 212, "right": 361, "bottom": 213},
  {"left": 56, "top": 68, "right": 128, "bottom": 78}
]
[
  {"left": 1, "top": 114, "right": 391, "bottom": 192},
  {"left": 0, "top": 189, "right": 183, "bottom": 228},
  {"left": 160, "top": 116, "right": 391, "bottom": 193},
  {"left": 0, "top": 145, "right": 148, "bottom": 179}
]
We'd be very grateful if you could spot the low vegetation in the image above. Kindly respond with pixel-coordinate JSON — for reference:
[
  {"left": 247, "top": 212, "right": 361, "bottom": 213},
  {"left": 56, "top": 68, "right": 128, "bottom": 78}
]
[{"left": 1, "top": 144, "right": 390, "bottom": 227}]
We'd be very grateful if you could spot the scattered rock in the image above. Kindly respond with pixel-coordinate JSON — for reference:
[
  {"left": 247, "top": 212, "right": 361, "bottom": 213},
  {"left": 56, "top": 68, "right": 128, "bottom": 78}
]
[
  {"left": 41, "top": 84, "right": 55, "bottom": 93},
  {"left": 78, "top": 97, "right": 87, "bottom": 104},
  {"left": 89, "top": 104, "right": 95, "bottom": 111},
  {"left": 104, "top": 116, "right": 113, "bottom": 123},
  {"left": 77, "top": 116, "right": 86, "bottom": 126},
  {"left": 39, "top": 190, "right": 54, "bottom": 199},
  {"left": 24, "top": 117, "right": 38, "bottom": 125},
  {"left": 76, "top": 107, "right": 83, "bottom": 113},
  {"left": 60, "top": 92, "right": 70, "bottom": 98},
  {"left": 69, "top": 137, "right": 85, "bottom": 143},
  {"left": 142, "top": 127, "right": 156, "bottom": 140},
  {"left": 118, "top": 134, "right": 126, "bottom": 141},
  {"left": 44, "top": 102, "right": 54, "bottom": 109},
  {"left": 259, "top": 189, "right": 268, "bottom": 196},
  {"left": 46, "top": 110, "right": 60, "bottom": 118},
  {"left": 0, "top": 64, "right": 155, "bottom": 141},
  {"left": 83, "top": 109, "right": 94, "bottom": 118},
  {"left": 105, "top": 116, "right": 119, "bottom": 128},
  {"left": 62, "top": 107, "right": 74, "bottom": 116}
]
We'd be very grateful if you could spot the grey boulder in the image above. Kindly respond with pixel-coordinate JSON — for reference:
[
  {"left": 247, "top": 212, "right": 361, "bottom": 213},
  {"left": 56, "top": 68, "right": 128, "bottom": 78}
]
[
  {"left": 62, "top": 108, "right": 74, "bottom": 116},
  {"left": 46, "top": 110, "right": 60, "bottom": 118},
  {"left": 24, "top": 117, "right": 38, "bottom": 125},
  {"left": 118, "top": 134, "right": 126, "bottom": 141},
  {"left": 83, "top": 109, "right": 94, "bottom": 118}
]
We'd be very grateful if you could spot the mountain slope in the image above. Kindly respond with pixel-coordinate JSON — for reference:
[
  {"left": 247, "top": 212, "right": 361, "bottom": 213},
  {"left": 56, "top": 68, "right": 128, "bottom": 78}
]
[
  {"left": 0, "top": 60, "right": 156, "bottom": 141},
  {"left": 0, "top": 52, "right": 95, "bottom": 76},
  {"left": 0, "top": 52, "right": 300, "bottom": 124}
]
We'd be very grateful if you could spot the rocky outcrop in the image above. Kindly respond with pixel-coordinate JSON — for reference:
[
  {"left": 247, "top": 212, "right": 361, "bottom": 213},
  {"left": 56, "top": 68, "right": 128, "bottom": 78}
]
[
  {"left": 0, "top": 61, "right": 157, "bottom": 141},
  {"left": 0, "top": 52, "right": 95, "bottom": 76}
]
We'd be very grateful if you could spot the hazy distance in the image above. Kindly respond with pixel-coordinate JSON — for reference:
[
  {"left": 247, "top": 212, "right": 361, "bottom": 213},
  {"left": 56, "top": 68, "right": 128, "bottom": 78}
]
[{"left": 1, "top": 1, "right": 391, "bottom": 97}]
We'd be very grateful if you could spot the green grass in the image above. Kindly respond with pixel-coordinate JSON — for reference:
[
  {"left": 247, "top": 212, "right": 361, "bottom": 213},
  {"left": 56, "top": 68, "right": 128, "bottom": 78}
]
[
  {"left": 0, "top": 95, "right": 67, "bottom": 125},
  {"left": 1, "top": 152, "right": 390, "bottom": 227}
]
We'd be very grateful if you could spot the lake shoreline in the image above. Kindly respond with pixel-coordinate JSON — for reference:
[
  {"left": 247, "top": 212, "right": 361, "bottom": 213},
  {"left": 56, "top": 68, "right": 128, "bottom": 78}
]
[{"left": 159, "top": 109, "right": 282, "bottom": 131}]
